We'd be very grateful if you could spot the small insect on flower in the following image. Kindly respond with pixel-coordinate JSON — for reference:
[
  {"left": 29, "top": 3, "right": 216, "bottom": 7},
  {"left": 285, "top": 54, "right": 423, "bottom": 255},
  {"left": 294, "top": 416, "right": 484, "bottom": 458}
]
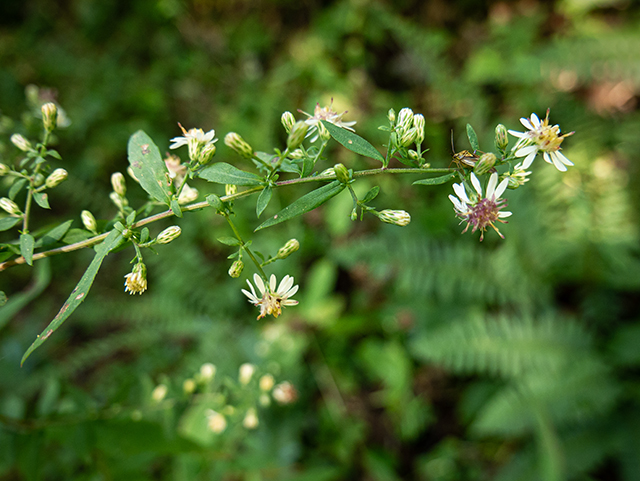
[{"left": 241, "top": 274, "right": 299, "bottom": 320}]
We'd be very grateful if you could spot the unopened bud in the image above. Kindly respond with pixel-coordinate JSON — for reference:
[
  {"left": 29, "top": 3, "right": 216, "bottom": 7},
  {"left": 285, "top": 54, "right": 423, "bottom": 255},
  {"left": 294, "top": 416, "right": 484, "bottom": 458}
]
[
  {"left": 396, "top": 108, "right": 414, "bottom": 133},
  {"left": 408, "top": 149, "right": 420, "bottom": 161},
  {"left": 243, "top": 408, "right": 259, "bottom": 429},
  {"left": 287, "top": 121, "right": 309, "bottom": 150},
  {"left": 199, "top": 363, "right": 217, "bottom": 381},
  {"left": 239, "top": 363, "right": 256, "bottom": 385},
  {"left": 151, "top": 384, "right": 168, "bottom": 402},
  {"left": 224, "top": 132, "right": 254, "bottom": 159},
  {"left": 288, "top": 149, "right": 304, "bottom": 160},
  {"left": 387, "top": 108, "right": 396, "bottom": 123},
  {"left": 259, "top": 374, "right": 275, "bottom": 392},
  {"left": 156, "top": 225, "right": 181, "bottom": 244},
  {"left": 399, "top": 128, "right": 417, "bottom": 147},
  {"left": 10, "top": 134, "right": 31, "bottom": 152},
  {"left": 281, "top": 111, "right": 296, "bottom": 134},
  {"left": 41, "top": 102, "right": 58, "bottom": 132},
  {"left": 317, "top": 121, "right": 331, "bottom": 142},
  {"left": 277, "top": 239, "right": 300, "bottom": 259},
  {"left": 259, "top": 393, "right": 271, "bottom": 406},
  {"left": 34, "top": 174, "right": 45, "bottom": 187},
  {"left": 228, "top": 259, "right": 244, "bottom": 278},
  {"left": 178, "top": 184, "right": 198, "bottom": 204},
  {"left": 0, "top": 163, "right": 9, "bottom": 176},
  {"left": 474, "top": 153, "right": 497, "bottom": 176},
  {"left": 111, "top": 172, "right": 126, "bottom": 196},
  {"left": 0, "top": 197, "right": 22, "bottom": 216},
  {"left": 183, "top": 379, "right": 196, "bottom": 394},
  {"left": 110, "top": 191, "right": 128, "bottom": 210},
  {"left": 413, "top": 114, "right": 425, "bottom": 144},
  {"left": 272, "top": 381, "right": 297, "bottom": 405},
  {"left": 45, "top": 168, "right": 68, "bottom": 188},
  {"left": 199, "top": 142, "right": 216, "bottom": 165},
  {"left": 377, "top": 209, "right": 411, "bottom": 227},
  {"left": 81, "top": 210, "right": 97, "bottom": 233},
  {"left": 495, "top": 124, "right": 509, "bottom": 151},
  {"left": 225, "top": 184, "right": 237, "bottom": 197},
  {"left": 333, "top": 163, "right": 350, "bottom": 184},
  {"left": 320, "top": 167, "right": 335, "bottom": 177},
  {"left": 206, "top": 410, "right": 227, "bottom": 433}
]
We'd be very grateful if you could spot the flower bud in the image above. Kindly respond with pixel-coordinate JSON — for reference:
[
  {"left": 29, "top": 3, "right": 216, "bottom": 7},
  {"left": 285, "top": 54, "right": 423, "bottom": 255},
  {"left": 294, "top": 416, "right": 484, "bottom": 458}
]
[
  {"left": 156, "top": 225, "right": 181, "bottom": 244},
  {"left": 151, "top": 384, "right": 168, "bottom": 402},
  {"left": 333, "top": 163, "right": 350, "bottom": 184},
  {"left": 225, "top": 184, "right": 237, "bottom": 197},
  {"left": 41, "top": 102, "right": 58, "bottom": 132},
  {"left": 0, "top": 197, "right": 22, "bottom": 216},
  {"left": 277, "top": 239, "right": 300, "bottom": 259},
  {"left": 34, "top": 173, "right": 45, "bottom": 187},
  {"left": 183, "top": 379, "right": 196, "bottom": 394},
  {"left": 199, "top": 363, "right": 217, "bottom": 381},
  {"left": 206, "top": 410, "right": 227, "bottom": 433},
  {"left": 178, "top": 184, "right": 198, "bottom": 204},
  {"left": 399, "top": 128, "right": 417, "bottom": 147},
  {"left": 503, "top": 162, "right": 531, "bottom": 190},
  {"left": 413, "top": 114, "right": 425, "bottom": 144},
  {"left": 396, "top": 108, "right": 414, "bottom": 133},
  {"left": 387, "top": 108, "right": 396, "bottom": 123},
  {"left": 124, "top": 262, "right": 147, "bottom": 295},
  {"left": 495, "top": 124, "right": 509, "bottom": 151},
  {"left": 199, "top": 142, "right": 216, "bottom": 165},
  {"left": 272, "top": 381, "right": 297, "bottom": 405},
  {"left": 377, "top": 209, "right": 411, "bottom": 227},
  {"left": 0, "top": 163, "right": 9, "bottom": 176},
  {"left": 239, "top": 363, "right": 256, "bottom": 385},
  {"left": 110, "top": 191, "right": 128, "bottom": 210},
  {"left": 288, "top": 149, "right": 304, "bottom": 160},
  {"left": 259, "top": 374, "right": 275, "bottom": 392},
  {"left": 224, "top": 132, "right": 254, "bottom": 159},
  {"left": 317, "top": 121, "right": 331, "bottom": 142},
  {"left": 81, "top": 210, "right": 97, "bottom": 233},
  {"left": 259, "top": 393, "right": 271, "bottom": 406},
  {"left": 243, "top": 408, "right": 259, "bottom": 429},
  {"left": 281, "top": 111, "right": 296, "bottom": 134},
  {"left": 474, "top": 152, "right": 497, "bottom": 176},
  {"left": 10, "top": 134, "right": 31, "bottom": 152},
  {"left": 408, "top": 149, "right": 420, "bottom": 161},
  {"left": 287, "top": 121, "right": 309, "bottom": 150},
  {"left": 111, "top": 172, "right": 126, "bottom": 197},
  {"left": 320, "top": 167, "right": 335, "bottom": 177},
  {"left": 45, "top": 168, "right": 68, "bottom": 188},
  {"left": 228, "top": 259, "right": 244, "bottom": 278}
]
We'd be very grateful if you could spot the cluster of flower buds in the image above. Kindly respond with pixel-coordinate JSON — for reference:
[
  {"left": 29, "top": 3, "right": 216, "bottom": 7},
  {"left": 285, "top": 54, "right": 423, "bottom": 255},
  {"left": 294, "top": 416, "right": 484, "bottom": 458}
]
[
  {"left": 169, "top": 125, "right": 217, "bottom": 165},
  {"left": 109, "top": 172, "right": 128, "bottom": 211}
]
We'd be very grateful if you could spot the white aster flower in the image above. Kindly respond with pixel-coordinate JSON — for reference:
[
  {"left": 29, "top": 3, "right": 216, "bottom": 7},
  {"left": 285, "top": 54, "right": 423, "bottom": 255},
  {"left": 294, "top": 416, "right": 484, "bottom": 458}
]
[
  {"left": 169, "top": 123, "right": 217, "bottom": 162},
  {"left": 449, "top": 172, "right": 512, "bottom": 241},
  {"left": 241, "top": 274, "right": 299, "bottom": 320},
  {"left": 299, "top": 99, "right": 356, "bottom": 142},
  {"left": 124, "top": 263, "right": 148, "bottom": 295},
  {"left": 508, "top": 110, "right": 574, "bottom": 172}
]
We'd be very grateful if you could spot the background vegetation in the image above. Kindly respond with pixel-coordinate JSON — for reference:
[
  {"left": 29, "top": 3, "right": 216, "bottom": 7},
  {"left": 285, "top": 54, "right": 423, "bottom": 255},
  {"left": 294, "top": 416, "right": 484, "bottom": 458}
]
[{"left": 1, "top": 0, "right": 639, "bottom": 479}]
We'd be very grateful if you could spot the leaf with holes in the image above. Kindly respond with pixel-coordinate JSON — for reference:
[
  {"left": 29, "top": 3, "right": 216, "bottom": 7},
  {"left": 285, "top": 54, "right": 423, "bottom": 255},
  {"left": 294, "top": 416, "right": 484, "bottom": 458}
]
[{"left": 21, "top": 229, "right": 124, "bottom": 365}]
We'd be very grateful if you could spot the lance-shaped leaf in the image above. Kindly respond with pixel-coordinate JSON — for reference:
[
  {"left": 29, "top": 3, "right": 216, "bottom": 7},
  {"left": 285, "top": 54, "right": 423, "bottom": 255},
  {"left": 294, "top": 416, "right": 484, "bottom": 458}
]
[
  {"left": 256, "top": 185, "right": 272, "bottom": 217},
  {"left": 413, "top": 172, "right": 457, "bottom": 186},
  {"left": 0, "top": 217, "right": 21, "bottom": 232},
  {"left": 35, "top": 220, "right": 74, "bottom": 248},
  {"left": 20, "top": 233, "right": 34, "bottom": 266},
  {"left": 321, "top": 121, "right": 384, "bottom": 163},
  {"left": 198, "top": 162, "right": 263, "bottom": 186},
  {"left": 255, "top": 180, "right": 345, "bottom": 231},
  {"left": 128, "top": 131, "right": 172, "bottom": 205},
  {"left": 466, "top": 124, "right": 480, "bottom": 152},
  {"left": 21, "top": 229, "right": 124, "bottom": 365}
]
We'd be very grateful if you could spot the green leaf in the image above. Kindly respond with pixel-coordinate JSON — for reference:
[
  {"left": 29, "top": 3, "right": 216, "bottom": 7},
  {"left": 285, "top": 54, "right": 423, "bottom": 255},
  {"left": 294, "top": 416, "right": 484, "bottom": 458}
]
[
  {"left": 170, "top": 198, "right": 183, "bottom": 218},
  {"left": 256, "top": 185, "right": 272, "bottom": 217},
  {"left": 198, "top": 162, "right": 263, "bottom": 186},
  {"left": 19, "top": 234, "right": 34, "bottom": 266},
  {"left": 361, "top": 186, "right": 380, "bottom": 204},
  {"left": 35, "top": 220, "right": 74, "bottom": 248},
  {"left": 33, "top": 192, "right": 50, "bottom": 209},
  {"left": 413, "top": 172, "right": 457, "bottom": 186},
  {"left": 466, "top": 123, "right": 479, "bottom": 152},
  {"left": 0, "top": 291, "right": 6, "bottom": 307},
  {"left": 217, "top": 236, "right": 241, "bottom": 246},
  {"left": 321, "top": 121, "right": 384, "bottom": 163},
  {"left": 62, "top": 228, "right": 93, "bottom": 244},
  {"left": 255, "top": 180, "right": 345, "bottom": 231},
  {"left": 9, "top": 178, "right": 27, "bottom": 200},
  {"left": 206, "top": 194, "right": 223, "bottom": 211},
  {"left": 0, "top": 217, "right": 21, "bottom": 232},
  {"left": 21, "top": 229, "right": 124, "bottom": 365},
  {"left": 140, "top": 227, "right": 150, "bottom": 244},
  {"left": 0, "top": 259, "right": 50, "bottom": 331},
  {"left": 127, "top": 130, "right": 171, "bottom": 205}
]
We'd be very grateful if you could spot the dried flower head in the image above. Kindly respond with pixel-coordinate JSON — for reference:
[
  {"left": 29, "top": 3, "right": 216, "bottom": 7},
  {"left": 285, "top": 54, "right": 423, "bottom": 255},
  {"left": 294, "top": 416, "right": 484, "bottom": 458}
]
[{"left": 241, "top": 274, "right": 299, "bottom": 320}]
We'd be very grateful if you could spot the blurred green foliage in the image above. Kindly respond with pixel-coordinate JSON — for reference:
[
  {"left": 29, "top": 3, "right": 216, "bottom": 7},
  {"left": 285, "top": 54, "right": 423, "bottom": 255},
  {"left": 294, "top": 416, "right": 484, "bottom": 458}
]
[{"left": 1, "top": 0, "right": 640, "bottom": 479}]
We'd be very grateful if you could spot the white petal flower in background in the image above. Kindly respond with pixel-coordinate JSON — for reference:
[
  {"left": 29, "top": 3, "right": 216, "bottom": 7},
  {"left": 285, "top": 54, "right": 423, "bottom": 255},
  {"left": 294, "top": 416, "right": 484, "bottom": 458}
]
[
  {"left": 299, "top": 100, "right": 356, "bottom": 142},
  {"left": 241, "top": 273, "right": 299, "bottom": 320}
]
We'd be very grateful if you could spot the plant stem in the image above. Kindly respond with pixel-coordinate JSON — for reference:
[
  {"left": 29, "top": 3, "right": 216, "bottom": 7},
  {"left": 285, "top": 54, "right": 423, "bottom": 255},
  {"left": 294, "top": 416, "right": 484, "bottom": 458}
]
[{"left": 224, "top": 215, "right": 267, "bottom": 280}]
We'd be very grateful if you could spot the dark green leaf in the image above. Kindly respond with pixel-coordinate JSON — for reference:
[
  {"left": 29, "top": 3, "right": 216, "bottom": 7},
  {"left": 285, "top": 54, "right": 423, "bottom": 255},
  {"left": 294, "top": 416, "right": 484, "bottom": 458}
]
[
  {"left": 9, "top": 178, "right": 28, "bottom": 200},
  {"left": 20, "top": 233, "right": 34, "bottom": 266},
  {"left": 21, "top": 230, "right": 124, "bottom": 365},
  {"left": 466, "top": 124, "right": 479, "bottom": 152},
  {"left": 127, "top": 131, "right": 171, "bottom": 205},
  {"left": 0, "top": 217, "right": 21, "bottom": 231},
  {"left": 321, "top": 121, "right": 384, "bottom": 163},
  {"left": 140, "top": 227, "right": 150, "bottom": 243},
  {"left": 361, "top": 186, "right": 380, "bottom": 204},
  {"left": 255, "top": 180, "right": 345, "bottom": 231},
  {"left": 0, "top": 291, "right": 6, "bottom": 307},
  {"left": 126, "top": 211, "right": 136, "bottom": 225},
  {"left": 33, "top": 192, "right": 50, "bottom": 209},
  {"left": 217, "top": 236, "right": 241, "bottom": 246},
  {"left": 198, "top": 162, "right": 263, "bottom": 186},
  {"left": 256, "top": 185, "right": 272, "bottom": 217},
  {"left": 46, "top": 149, "right": 62, "bottom": 160},
  {"left": 170, "top": 198, "right": 183, "bottom": 218},
  {"left": 302, "top": 154, "right": 315, "bottom": 177},
  {"left": 62, "top": 228, "right": 93, "bottom": 244},
  {"left": 413, "top": 173, "right": 457, "bottom": 186},
  {"left": 206, "top": 194, "right": 223, "bottom": 211},
  {"left": 35, "top": 220, "right": 74, "bottom": 248}
]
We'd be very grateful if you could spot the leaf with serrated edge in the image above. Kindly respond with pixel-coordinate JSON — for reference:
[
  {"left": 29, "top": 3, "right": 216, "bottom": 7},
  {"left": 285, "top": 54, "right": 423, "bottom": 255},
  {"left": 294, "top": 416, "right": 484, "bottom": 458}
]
[
  {"left": 321, "top": 121, "right": 384, "bottom": 163},
  {"left": 21, "top": 229, "right": 124, "bottom": 365},
  {"left": 198, "top": 162, "right": 263, "bottom": 186},
  {"left": 413, "top": 173, "right": 457, "bottom": 186},
  {"left": 128, "top": 131, "right": 172, "bottom": 204},
  {"left": 255, "top": 181, "right": 345, "bottom": 231}
]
